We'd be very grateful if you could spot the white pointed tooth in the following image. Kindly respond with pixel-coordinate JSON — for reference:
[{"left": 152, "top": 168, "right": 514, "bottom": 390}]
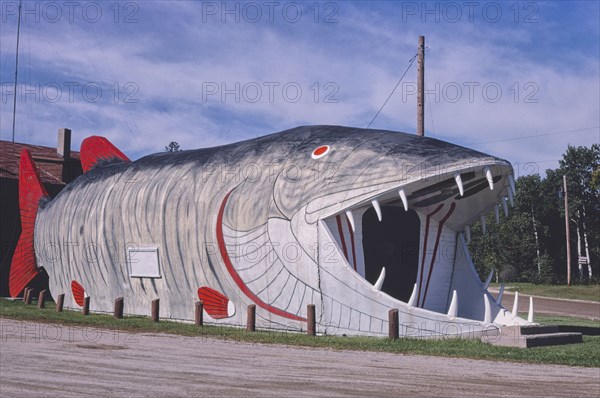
[
  {"left": 507, "top": 185, "right": 515, "bottom": 207},
  {"left": 483, "top": 294, "right": 492, "bottom": 323},
  {"left": 399, "top": 189, "right": 408, "bottom": 211},
  {"left": 407, "top": 283, "right": 418, "bottom": 307},
  {"left": 373, "top": 267, "right": 386, "bottom": 291},
  {"left": 483, "top": 270, "right": 494, "bottom": 290},
  {"left": 494, "top": 205, "right": 500, "bottom": 224},
  {"left": 508, "top": 174, "right": 516, "bottom": 196},
  {"left": 447, "top": 290, "right": 458, "bottom": 317},
  {"left": 345, "top": 210, "right": 356, "bottom": 233},
  {"left": 512, "top": 291, "right": 519, "bottom": 317},
  {"left": 480, "top": 214, "right": 487, "bottom": 235},
  {"left": 496, "top": 283, "right": 505, "bottom": 306},
  {"left": 527, "top": 297, "right": 534, "bottom": 323},
  {"left": 464, "top": 225, "right": 471, "bottom": 244},
  {"left": 372, "top": 199, "right": 382, "bottom": 221},
  {"left": 502, "top": 197, "right": 509, "bottom": 218},
  {"left": 454, "top": 173, "right": 464, "bottom": 196},
  {"left": 484, "top": 167, "right": 494, "bottom": 190}
]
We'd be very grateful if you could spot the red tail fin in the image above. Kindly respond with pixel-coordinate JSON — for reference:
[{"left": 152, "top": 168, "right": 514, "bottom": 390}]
[
  {"left": 80, "top": 136, "right": 130, "bottom": 172},
  {"left": 9, "top": 149, "right": 49, "bottom": 297}
]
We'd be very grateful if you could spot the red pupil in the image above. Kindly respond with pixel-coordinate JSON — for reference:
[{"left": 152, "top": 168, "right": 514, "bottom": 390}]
[{"left": 313, "top": 146, "right": 328, "bottom": 156}]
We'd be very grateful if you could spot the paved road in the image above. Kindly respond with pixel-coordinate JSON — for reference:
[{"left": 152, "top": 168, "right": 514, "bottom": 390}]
[
  {"left": 1, "top": 319, "right": 598, "bottom": 398},
  {"left": 489, "top": 290, "right": 600, "bottom": 320}
]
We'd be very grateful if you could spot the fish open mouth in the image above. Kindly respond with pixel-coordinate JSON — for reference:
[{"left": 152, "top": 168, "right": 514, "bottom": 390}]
[{"left": 320, "top": 163, "right": 515, "bottom": 313}]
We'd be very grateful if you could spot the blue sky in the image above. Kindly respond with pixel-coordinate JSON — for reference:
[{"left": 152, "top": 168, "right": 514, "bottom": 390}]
[{"left": 1, "top": 0, "right": 598, "bottom": 177}]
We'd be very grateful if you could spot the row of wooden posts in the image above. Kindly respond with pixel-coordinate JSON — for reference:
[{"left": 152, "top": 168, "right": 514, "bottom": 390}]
[{"left": 22, "top": 288, "right": 403, "bottom": 339}]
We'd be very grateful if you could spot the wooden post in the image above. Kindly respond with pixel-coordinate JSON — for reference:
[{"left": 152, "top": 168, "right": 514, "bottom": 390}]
[
  {"left": 151, "top": 299, "right": 160, "bottom": 322},
  {"left": 37, "top": 290, "right": 46, "bottom": 309},
  {"left": 114, "top": 297, "right": 124, "bottom": 319},
  {"left": 564, "top": 175, "right": 571, "bottom": 286},
  {"left": 24, "top": 288, "right": 33, "bottom": 305},
  {"left": 195, "top": 301, "right": 203, "bottom": 326},
  {"left": 307, "top": 304, "right": 316, "bottom": 336},
  {"left": 416, "top": 35, "right": 425, "bottom": 137},
  {"left": 83, "top": 296, "right": 90, "bottom": 315},
  {"left": 246, "top": 304, "right": 256, "bottom": 332},
  {"left": 388, "top": 308, "right": 399, "bottom": 340},
  {"left": 56, "top": 294, "right": 65, "bottom": 312}
]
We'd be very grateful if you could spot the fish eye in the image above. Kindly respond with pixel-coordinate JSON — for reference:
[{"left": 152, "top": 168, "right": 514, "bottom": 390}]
[{"left": 311, "top": 145, "right": 330, "bottom": 159}]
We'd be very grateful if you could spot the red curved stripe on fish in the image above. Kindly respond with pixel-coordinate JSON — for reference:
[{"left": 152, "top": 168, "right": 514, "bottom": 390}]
[
  {"left": 346, "top": 216, "right": 357, "bottom": 272},
  {"left": 216, "top": 190, "right": 306, "bottom": 322},
  {"left": 421, "top": 202, "right": 457, "bottom": 307},
  {"left": 335, "top": 215, "right": 348, "bottom": 260}
]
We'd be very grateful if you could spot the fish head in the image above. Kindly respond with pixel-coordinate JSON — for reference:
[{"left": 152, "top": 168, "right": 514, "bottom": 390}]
[
  {"left": 220, "top": 126, "right": 520, "bottom": 333},
  {"left": 272, "top": 127, "right": 514, "bottom": 319},
  {"left": 271, "top": 126, "right": 512, "bottom": 232}
]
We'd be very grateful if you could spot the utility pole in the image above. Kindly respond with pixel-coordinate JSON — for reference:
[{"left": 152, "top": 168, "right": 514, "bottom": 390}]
[
  {"left": 563, "top": 175, "right": 571, "bottom": 286},
  {"left": 416, "top": 35, "right": 425, "bottom": 137}
]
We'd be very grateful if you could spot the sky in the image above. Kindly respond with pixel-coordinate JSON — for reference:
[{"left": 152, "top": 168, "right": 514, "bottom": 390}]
[{"left": 1, "top": 0, "right": 599, "bottom": 178}]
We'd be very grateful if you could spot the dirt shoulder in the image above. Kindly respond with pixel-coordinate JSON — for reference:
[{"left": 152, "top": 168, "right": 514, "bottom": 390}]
[{"left": 1, "top": 319, "right": 599, "bottom": 398}]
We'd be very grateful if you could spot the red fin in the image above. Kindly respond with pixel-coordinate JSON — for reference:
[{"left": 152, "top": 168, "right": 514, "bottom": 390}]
[
  {"left": 71, "top": 280, "right": 85, "bottom": 307},
  {"left": 80, "top": 136, "right": 130, "bottom": 172},
  {"left": 9, "top": 149, "right": 49, "bottom": 297},
  {"left": 198, "top": 287, "right": 233, "bottom": 319}
]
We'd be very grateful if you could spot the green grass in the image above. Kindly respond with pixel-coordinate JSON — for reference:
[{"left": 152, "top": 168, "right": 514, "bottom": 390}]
[
  {"left": 533, "top": 314, "right": 600, "bottom": 327},
  {"left": 490, "top": 283, "right": 600, "bottom": 302},
  {"left": 1, "top": 298, "right": 599, "bottom": 367}
]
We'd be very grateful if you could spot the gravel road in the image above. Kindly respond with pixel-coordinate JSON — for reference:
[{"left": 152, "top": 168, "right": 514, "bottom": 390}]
[{"left": 1, "top": 319, "right": 598, "bottom": 398}]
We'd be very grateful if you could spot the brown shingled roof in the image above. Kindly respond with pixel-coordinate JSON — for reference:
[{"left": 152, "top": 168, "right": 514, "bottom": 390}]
[{"left": 0, "top": 140, "right": 81, "bottom": 185}]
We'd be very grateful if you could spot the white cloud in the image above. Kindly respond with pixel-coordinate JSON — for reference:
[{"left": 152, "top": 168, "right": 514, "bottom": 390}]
[{"left": 1, "top": 1, "right": 598, "bottom": 169}]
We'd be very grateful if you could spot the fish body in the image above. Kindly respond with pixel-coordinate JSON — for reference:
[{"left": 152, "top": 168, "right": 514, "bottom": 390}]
[{"left": 11, "top": 125, "right": 529, "bottom": 337}]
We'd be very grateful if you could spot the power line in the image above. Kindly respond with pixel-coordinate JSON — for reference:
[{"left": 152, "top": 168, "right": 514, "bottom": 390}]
[
  {"left": 468, "top": 127, "right": 599, "bottom": 146},
  {"left": 367, "top": 53, "right": 418, "bottom": 128},
  {"left": 526, "top": 159, "right": 561, "bottom": 164}
]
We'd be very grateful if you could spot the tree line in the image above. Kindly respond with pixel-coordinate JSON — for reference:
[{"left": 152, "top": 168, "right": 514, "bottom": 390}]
[{"left": 470, "top": 144, "right": 599, "bottom": 285}]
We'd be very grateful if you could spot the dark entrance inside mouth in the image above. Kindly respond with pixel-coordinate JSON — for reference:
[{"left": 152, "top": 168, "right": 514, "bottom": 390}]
[{"left": 362, "top": 206, "right": 420, "bottom": 302}]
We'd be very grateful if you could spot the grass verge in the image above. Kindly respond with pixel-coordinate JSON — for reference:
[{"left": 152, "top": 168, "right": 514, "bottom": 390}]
[
  {"left": 532, "top": 314, "right": 600, "bottom": 328},
  {"left": 1, "top": 298, "right": 598, "bottom": 367},
  {"left": 490, "top": 283, "right": 600, "bottom": 302}
]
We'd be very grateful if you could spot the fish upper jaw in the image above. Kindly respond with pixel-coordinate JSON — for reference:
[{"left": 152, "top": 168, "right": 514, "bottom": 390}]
[{"left": 305, "top": 160, "right": 514, "bottom": 228}]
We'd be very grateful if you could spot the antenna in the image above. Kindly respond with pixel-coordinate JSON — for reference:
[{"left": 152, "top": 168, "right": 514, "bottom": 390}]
[
  {"left": 12, "top": 0, "right": 22, "bottom": 143},
  {"left": 416, "top": 35, "right": 425, "bottom": 136}
]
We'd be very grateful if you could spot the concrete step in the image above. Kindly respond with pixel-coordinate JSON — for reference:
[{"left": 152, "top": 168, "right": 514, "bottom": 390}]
[
  {"left": 521, "top": 324, "right": 600, "bottom": 336},
  {"left": 520, "top": 325, "right": 560, "bottom": 334},
  {"left": 524, "top": 332, "right": 583, "bottom": 348},
  {"left": 485, "top": 326, "right": 583, "bottom": 348}
]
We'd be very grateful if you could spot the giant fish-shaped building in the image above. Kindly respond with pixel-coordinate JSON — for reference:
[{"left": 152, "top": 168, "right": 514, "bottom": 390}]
[{"left": 10, "top": 125, "right": 530, "bottom": 337}]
